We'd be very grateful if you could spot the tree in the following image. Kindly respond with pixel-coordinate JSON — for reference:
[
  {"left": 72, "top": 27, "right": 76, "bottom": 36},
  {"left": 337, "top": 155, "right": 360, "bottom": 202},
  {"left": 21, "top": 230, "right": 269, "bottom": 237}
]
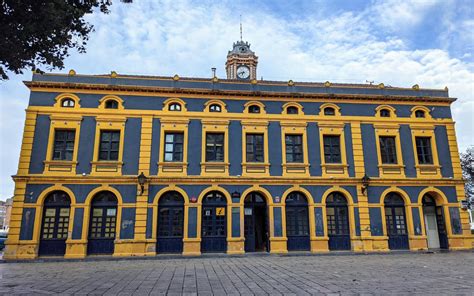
[
  {"left": 0, "top": 0, "right": 132, "bottom": 80},
  {"left": 460, "top": 146, "right": 474, "bottom": 201}
]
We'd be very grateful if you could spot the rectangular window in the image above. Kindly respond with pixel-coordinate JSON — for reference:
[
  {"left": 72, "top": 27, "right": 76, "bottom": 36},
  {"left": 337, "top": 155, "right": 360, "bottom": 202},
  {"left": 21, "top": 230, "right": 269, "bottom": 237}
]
[
  {"left": 206, "top": 133, "right": 224, "bottom": 162},
  {"left": 323, "top": 135, "right": 341, "bottom": 163},
  {"left": 99, "top": 130, "right": 120, "bottom": 161},
  {"left": 164, "top": 132, "right": 184, "bottom": 162},
  {"left": 285, "top": 134, "right": 303, "bottom": 163},
  {"left": 246, "top": 133, "right": 264, "bottom": 162},
  {"left": 415, "top": 137, "right": 433, "bottom": 164},
  {"left": 53, "top": 130, "right": 75, "bottom": 161},
  {"left": 379, "top": 136, "right": 398, "bottom": 164}
]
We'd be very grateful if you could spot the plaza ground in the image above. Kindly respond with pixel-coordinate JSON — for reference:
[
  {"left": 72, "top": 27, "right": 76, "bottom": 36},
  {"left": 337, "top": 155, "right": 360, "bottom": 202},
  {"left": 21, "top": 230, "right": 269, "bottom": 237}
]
[{"left": 0, "top": 251, "right": 473, "bottom": 295}]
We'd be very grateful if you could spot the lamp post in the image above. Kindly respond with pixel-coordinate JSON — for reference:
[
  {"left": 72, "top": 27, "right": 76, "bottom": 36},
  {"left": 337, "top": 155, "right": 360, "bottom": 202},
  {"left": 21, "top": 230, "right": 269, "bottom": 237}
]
[
  {"left": 361, "top": 174, "right": 370, "bottom": 195},
  {"left": 137, "top": 172, "right": 147, "bottom": 195}
]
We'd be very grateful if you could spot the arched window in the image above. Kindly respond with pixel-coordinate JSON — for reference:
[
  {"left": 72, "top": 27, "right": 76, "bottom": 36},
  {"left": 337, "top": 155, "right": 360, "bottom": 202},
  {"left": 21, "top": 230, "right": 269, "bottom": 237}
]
[
  {"left": 286, "top": 106, "right": 298, "bottom": 115},
  {"left": 248, "top": 105, "right": 261, "bottom": 114},
  {"left": 380, "top": 109, "right": 391, "bottom": 117},
  {"left": 324, "top": 107, "right": 335, "bottom": 116},
  {"left": 209, "top": 104, "right": 221, "bottom": 112},
  {"left": 415, "top": 110, "right": 425, "bottom": 118},
  {"left": 61, "top": 98, "right": 75, "bottom": 108},
  {"left": 169, "top": 103, "right": 182, "bottom": 111},
  {"left": 105, "top": 100, "right": 119, "bottom": 109}
]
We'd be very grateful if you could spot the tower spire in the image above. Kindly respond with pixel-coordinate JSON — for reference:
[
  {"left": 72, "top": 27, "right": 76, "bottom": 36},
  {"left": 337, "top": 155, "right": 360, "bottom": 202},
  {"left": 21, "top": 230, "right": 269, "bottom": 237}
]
[{"left": 240, "top": 15, "right": 243, "bottom": 41}]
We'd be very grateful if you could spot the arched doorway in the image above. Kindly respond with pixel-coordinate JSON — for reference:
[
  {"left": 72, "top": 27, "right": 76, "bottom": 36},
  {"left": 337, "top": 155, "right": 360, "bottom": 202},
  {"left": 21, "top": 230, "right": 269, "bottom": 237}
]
[
  {"left": 422, "top": 194, "right": 448, "bottom": 249},
  {"left": 326, "top": 192, "right": 351, "bottom": 250},
  {"left": 39, "top": 191, "right": 71, "bottom": 256},
  {"left": 201, "top": 191, "right": 227, "bottom": 253},
  {"left": 384, "top": 193, "right": 409, "bottom": 250},
  {"left": 87, "top": 191, "right": 118, "bottom": 255},
  {"left": 285, "top": 192, "right": 310, "bottom": 251},
  {"left": 157, "top": 191, "right": 184, "bottom": 253},
  {"left": 244, "top": 192, "right": 268, "bottom": 252}
]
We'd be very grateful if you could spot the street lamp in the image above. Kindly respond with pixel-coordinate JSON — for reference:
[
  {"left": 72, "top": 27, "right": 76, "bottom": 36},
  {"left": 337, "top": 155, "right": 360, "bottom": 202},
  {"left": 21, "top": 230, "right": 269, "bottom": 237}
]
[
  {"left": 137, "top": 172, "right": 147, "bottom": 195},
  {"left": 361, "top": 174, "right": 370, "bottom": 195}
]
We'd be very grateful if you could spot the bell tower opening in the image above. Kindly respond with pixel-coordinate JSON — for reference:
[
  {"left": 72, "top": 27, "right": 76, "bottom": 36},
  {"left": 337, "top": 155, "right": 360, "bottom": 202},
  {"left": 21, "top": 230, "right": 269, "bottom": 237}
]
[{"left": 225, "top": 22, "right": 258, "bottom": 80}]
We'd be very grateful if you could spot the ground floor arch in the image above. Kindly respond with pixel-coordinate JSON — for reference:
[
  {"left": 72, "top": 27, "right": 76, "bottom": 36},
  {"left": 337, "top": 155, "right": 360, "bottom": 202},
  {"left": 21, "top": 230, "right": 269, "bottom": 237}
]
[
  {"left": 157, "top": 191, "right": 185, "bottom": 253},
  {"left": 325, "top": 192, "right": 351, "bottom": 251},
  {"left": 422, "top": 193, "right": 448, "bottom": 249},
  {"left": 384, "top": 192, "right": 409, "bottom": 250},
  {"left": 87, "top": 191, "right": 118, "bottom": 255},
  {"left": 244, "top": 192, "right": 269, "bottom": 252},
  {"left": 285, "top": 191, "right": 310, "bottom": 251},
  {"left": 38, "top": 191, "right": 71, "bottom": 256},
  {"left": 201, "top": 191, "right": 227, "bottom": 253}
]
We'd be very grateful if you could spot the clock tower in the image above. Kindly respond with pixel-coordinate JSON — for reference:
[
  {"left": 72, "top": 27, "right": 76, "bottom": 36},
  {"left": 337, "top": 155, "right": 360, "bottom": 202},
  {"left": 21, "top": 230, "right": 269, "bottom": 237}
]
[{"left": 225, "top": 40, "right": 258, "bottom": 80}]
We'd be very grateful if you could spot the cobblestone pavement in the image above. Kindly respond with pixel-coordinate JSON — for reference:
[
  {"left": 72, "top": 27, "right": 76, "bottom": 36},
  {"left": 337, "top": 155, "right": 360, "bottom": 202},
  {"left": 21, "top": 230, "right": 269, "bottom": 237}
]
[{"left": 0, "top": 252, "right": 473, "bottom": 295}]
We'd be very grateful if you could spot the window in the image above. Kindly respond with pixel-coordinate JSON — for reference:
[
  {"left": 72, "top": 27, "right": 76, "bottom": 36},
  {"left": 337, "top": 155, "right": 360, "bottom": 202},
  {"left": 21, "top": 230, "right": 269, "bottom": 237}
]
[
  {"left": 415, "top": 137, "right": 433, "bottom": 164},
  {"left": 324, "top": 107, "right": 335, "bottom": 116},
  {"left": 415, "top": 110, "right": 425, "bottom": 118},
  {"left": 168, "top": 103, "right": 181, "bottom": 111},
  {"left": 285, "top": 135, "right": 303, "bottom": 163},
  {"left": 248, "top": 105, "right": 260, "bottom": 113},
  {"left": 379, "top": 136, "right": 398, "bottom": 164},
  {"left": 287, "top": 106, "right": 298, "bottom": 114},
  {"left": 206, "top": 133, "right": 224, "bottom": 162},
  {"left": 105, "top": 100, "right": 118, "bottom": 109},
  {"left": 61, "top": 98, "right": 75, "bottom": 108},
  {"left": 52, "top": 130, "right": 76, "bottom": 161},
  {"left": 246, "top": 133, "right": 264, "bottom": 162},
  {"left": 380, "top": 109, "right": 391, "bottom": 117},
  {"left": 323, "top": 135, "right": 341, "bottom": 163},
  {"left": 209, "top": 104, "right": 221, "bottom": 112},
  {"left": 164, "top": 132, "right": 184, "bottom": 162},
  {"left": 99, "top": 131, "right": 120, "bottom": 161}
]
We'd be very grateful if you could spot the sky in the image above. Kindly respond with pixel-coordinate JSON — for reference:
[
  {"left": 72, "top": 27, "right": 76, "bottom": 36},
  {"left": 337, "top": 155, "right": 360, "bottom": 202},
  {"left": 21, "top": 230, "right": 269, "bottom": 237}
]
[{"left": 0, "top": 0, "right": 473, "bottom": 200}]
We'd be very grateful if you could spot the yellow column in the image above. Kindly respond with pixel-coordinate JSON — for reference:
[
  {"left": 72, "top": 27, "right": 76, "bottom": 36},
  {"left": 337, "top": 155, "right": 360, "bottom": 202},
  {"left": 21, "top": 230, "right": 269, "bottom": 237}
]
[
  {"left": 445, "top": 123, "right": 463, "bottom": 178},
  {"left": 17, "top": 110, "right": 38, "bottom": 175},
  {"left": 351, "top": 122, "right": 380, "bottom": 251}
]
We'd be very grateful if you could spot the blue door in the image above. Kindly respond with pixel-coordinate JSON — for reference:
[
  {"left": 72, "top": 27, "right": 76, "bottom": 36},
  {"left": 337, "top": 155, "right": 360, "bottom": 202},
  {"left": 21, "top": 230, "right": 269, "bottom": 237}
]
[
  {"left": 39, "top": 191, "right": 71, "bottom": 256},
  {"left": 157, "top": 191, "right": 184, "bottom": 253},
  {"left": 87, "top": 191, "right": 118, "bottom": 255},
  {"left": 201, "top": 191, "right": 227, "bottom": 253},
  {"left": 327, "top": 192, "right": 351, "bottom": 251},
  {"left": 285, "top": 192, "right": 310, "bottom": 251},
  {"left": 244, "top": 193, "right": 268, "bottom": 252},
  {"left": 384, "top": 193, "right": 409, "bottom": 250}
]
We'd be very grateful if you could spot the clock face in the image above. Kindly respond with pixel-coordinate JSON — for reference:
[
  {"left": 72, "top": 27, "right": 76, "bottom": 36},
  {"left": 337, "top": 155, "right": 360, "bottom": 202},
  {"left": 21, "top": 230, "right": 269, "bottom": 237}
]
[{"left": 237, "top": 66, "right": 250, "bottom": 79}]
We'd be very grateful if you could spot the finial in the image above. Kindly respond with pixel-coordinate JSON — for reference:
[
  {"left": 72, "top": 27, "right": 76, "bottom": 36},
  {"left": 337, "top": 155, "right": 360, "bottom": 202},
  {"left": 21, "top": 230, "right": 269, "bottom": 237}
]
[{"left": 240, "top": 15, "right": 243, "bottom": 41}]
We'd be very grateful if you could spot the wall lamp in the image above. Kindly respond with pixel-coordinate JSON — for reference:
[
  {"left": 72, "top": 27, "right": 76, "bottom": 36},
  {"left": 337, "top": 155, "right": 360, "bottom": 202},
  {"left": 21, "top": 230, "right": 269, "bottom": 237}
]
[
  {"left": 361, "top": 174, "right": 370, "bottom": 195},
  {"left": 137, "top": 172, "right": 148, "bottom": 195}
]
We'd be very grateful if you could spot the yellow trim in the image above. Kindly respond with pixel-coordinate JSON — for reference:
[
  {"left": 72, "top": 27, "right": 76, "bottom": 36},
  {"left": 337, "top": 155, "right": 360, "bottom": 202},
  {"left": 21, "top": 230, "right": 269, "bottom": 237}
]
[
  {"left": 158, "top": 118, "right": 189, "bottom": 177},
  {"left": 319, "top": 122, "right": 348, "bottom": 177},
  {"left": 241, "top": 120, "right": 270, "bottom": 177},
  {"left": 44, "top": 114, "right": 82, "bottom": 175},
  {"left": 53, "top": 93, "right": 81, "bottom": 109},
  {"left": 373, "top": 123, "right": 405, "bottom": 178},
  {"left": 243, "top": 101, "right": 266, "bottom": 114},
  {"left": 98, "top": 95, "right": 124, "bottom": 110},
  {"left": 91, "top": 116, "right": 126, "bottom": 176},
  {"left": 281, "top": 122, "right": 310, "bottom": 177},
  {"left": 410, "top": 106, "right": 432, "bottom": 119},
  {"left": 411, "top": 125, "right": 441, "bottom": 178},
  {"left": 163, "top": 98, "right": 187, "bottom": 112},
  {"left": 319, "top": 103, "right": 341, "bottom": 116},
  {"left": 375, "top": 105, "right": 397, "bottom": 118},
  {"left": 282, "top": 102, "right": 304, "bottom": 115},
  {"left": 203, "top": 99, "right": 227, "bottom": 113},
  {"left": 200, "top": 119, "right": 229, "bottom": 176}
]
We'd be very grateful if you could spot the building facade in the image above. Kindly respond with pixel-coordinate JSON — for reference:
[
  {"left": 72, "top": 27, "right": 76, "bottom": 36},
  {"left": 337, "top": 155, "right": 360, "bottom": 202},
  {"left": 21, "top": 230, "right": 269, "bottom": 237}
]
[{"left": 4, "top": 41, "right": 473, "bottom": 260}]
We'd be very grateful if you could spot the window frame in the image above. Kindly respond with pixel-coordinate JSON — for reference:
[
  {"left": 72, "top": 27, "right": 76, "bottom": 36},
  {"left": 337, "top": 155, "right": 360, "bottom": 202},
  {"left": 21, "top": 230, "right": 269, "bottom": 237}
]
[
  {"left": 374, "top": 124, "right": 405, "bottom": 177},
  {"left": 246, "top": 133, "right": 265, "bottom": 163},
  {"left": 379, "top": 136, "right": 398, "bottom": 164},
  {"left": 319, "top": 123, "right": 348, "bottom": 177},
  {"left": 205, "top": 132, "right": 225, "bottom": 162},
  {"left": 200, "top": 120, "right": 229, "bottom": 176},
  {"left": 281, "top": 122, "right": 309, "bottom": 177},
  {"left": 323, "top": 135, "right": 342, "bottom": 164},
  {"left": 163, "top": 132, "right": 184, "bottom": 162},
  {"left": 285, "top": 134, "right": 304, "bottom": 163},
  {"left": 52, "top": 129, "right": 76, "bottom": 161},
  {"left": 98, "top": 130, "right": 121, "bottom": 161},
  {"left": 410, "top": 125, "right": 440, "bottom": 178},
  {"left": 415, "top": 136, "right": 433, "bottom": 165},
  {"left": 158, "top": 118, "right": 189, "bottom": 176}
]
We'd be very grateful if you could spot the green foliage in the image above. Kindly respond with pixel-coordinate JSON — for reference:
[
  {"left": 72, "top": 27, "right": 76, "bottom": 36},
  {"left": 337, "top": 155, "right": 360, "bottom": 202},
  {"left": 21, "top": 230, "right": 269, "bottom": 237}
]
[
  {"left": 0, "top": 0, "right": 131, "bottom": 80},
  {"left": 460, "top": 146, "right": 474, "bottom": 200}
]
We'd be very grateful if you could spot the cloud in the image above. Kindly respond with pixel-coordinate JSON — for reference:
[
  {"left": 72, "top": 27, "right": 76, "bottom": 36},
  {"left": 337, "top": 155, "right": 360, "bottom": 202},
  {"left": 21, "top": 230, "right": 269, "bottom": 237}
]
[{"left": 0, "top": 0, "right": 472, "bottom": 199}]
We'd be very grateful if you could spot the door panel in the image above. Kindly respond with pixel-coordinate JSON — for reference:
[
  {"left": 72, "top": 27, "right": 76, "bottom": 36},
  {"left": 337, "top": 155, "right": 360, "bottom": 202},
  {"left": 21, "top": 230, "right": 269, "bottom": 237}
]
[
  {"left": 286, "top": 206, "right": 310, "bottom": 251},
  {"left": 201, "top": 207, "right": 227, "bottom": 253},
  {"left": 425, "top": 213, "right": 440, "bottom": 249},
  {"left": 87, "top": 206, "right": 117, "bottom": 255},
  {"left": 385, "top": 206, "right": 409, "bottom": 250},
  {"left": 327, "top": 206, "right": 351, "bottom": 250},
  {"left": 39, "top": 206, "right": 70, "bottom": 256},
  {"left": 157, "top": 207, "right": 184, "bottom": 253}
]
